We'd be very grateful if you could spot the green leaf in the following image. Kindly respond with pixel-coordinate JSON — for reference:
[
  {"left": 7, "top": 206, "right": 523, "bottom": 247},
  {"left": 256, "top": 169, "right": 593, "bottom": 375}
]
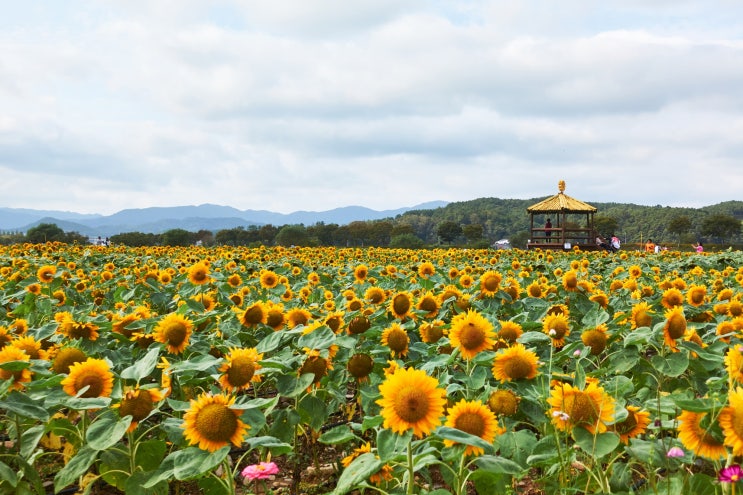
[
  {"left": 572, "top": 428, "right": 620, "bottom": 459},
  {"left": 245, "top": 436, "right": 293, "bottom": 456},
  {"left": 121, "top": 346, "right": 160, "bottom": 382},
  {"left": 0, "top": 360, "right": 31, "bottom": 371},
  {"left": 436, "top": 426, "right": 494, "bottom": 455},
  {"left": 297, "top": 326, "right": 336, "bottom": 350},
  {"left": 135, "top": 439, "right": 168, "bottom": 471},
  {"left": 298, "top": 395, "right": 328, "bottom": 431},
  {"left": 256, "top": 330, "right": 288, "bottom": 354},
  {"left": 0, "top": 391, "right": 50, "bottom": 421},
  {"left": 58, "top": 396, "right": 111, "bottom": 410},
  {"left": 86, "top": 411, "right": 132, "bottom": 451},
  {"left": 331, "top": 453, "right": 383, "bottom": 495},
  {"left": 623, "top": 327, "right": 652, "bottom": 346},
  {"left": 650, "top": 352, "right": 689, "bottom": 377},
  {"left": 318, "top": 425, "right": 357, "bottom": 445},
  {"left": 125, "top": 470, "right": 169, "bottom": 495},
  {"left": 582, "top": 305, "right": 610, "bottom": 327},
  {"left": 54, "top": 445, "right": 99, "bottom": 493},
  {"left": 496, "top": 430, "right": 537, "bottom": 468},
  {"left": 20, "top": 424, "right": 45, "bottom": 459},
  {"left": 673, "top": 396, "right": 720, "bottom": 413},
  {"left": 517, "top": 331, "right": 551, "bottom": 345},
  {"left": 473, "top": 455, "right": 524, "bottom": 475},
  {"left": 144, "top": 447, "right": 230, "bottom": 487},
  {"left": 361, "top": 415, "right": 383, "bottom": 432},
  {"left": 0, "top": 461, "right": 18, "bottom": 487},
  {"left": 275, "top": 373, "right": 315, "bottom": 398}
]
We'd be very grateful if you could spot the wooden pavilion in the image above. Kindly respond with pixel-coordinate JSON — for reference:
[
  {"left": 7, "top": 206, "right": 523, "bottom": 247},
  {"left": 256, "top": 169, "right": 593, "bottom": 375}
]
[{"left": 526, "top": 180, "right": 597, "bottom": 250}]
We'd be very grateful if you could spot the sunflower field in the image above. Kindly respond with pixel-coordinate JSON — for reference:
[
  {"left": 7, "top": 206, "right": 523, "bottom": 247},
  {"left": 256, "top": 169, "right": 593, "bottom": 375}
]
[{"left": 1, "top": 242, "right": 743, "bottom": 495}]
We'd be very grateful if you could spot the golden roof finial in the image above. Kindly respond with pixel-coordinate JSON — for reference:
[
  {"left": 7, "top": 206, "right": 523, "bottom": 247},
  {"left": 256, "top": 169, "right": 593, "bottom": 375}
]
[{"left": 558, "top": 180, "right": 566, "bottom": 193}]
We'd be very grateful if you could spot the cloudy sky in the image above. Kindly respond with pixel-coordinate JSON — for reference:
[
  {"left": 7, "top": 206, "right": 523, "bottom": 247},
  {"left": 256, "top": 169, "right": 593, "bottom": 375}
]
[{"left": 1, "top": 1, "right": 742, "bottom": 215}]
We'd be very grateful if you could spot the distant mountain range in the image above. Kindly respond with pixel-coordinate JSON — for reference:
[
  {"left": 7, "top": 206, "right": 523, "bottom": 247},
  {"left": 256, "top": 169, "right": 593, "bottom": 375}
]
[{"left": 0, "top": 201, "right": 449, "bottom": 237}]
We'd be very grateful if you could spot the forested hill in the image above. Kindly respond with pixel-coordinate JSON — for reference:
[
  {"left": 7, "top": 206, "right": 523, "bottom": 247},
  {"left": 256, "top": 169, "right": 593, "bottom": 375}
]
[{"left": 396, "top": 198, "right": 743, "bottom": 245}]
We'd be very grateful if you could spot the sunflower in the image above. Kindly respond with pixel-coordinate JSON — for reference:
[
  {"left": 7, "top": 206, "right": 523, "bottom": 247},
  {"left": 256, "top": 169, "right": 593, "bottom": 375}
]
[
  {"left": 438, "top": 285, "right": 462, "bottom": 305},
  {"left": 389, "top": 292, "right": 414, "bottom": 320},
  {"left": 26, "top": 283, "right": 42, "bottom": 295},
  {"left": 62, "top": 358, "right": 114, "bottom": 398},
  {"left": 416, "top": 292, "right": 440, "bottom": 319},
  {"left": 663, "top": 306, "right": 687, "bottom": 350},
  {"left": 347, "top": 353, "right": 375, "bottom": 381},
  {"left": 37, "top": 265, "right": 56, "bottom": 283},
  {"left": 240, "top": 302, "right": 267, "bottom": 327},
  {"left": 346, "top": 297, "right": 364, "bottom": 312},
  {"left": 56, "top": 313, "right": 100, "bottom": 341},
  {"left": 52, "top": 290, "right": 66, "bottom": 305},
  {"left": 187, "top": 261, "right": 210, "bottom": 285},
  {"left": 353, "top": 264, "right": 369, "bottom": 283},
  {"left": 581, "top": 324, "right": 609, "bottom": 356},
  {"left": 299, "top": 350, "right": 332, "bottom": 388},
  {"left": 589, "top": 292, "right": 609, "bottom": 309},
  {"left": 547, "top": 381, "right": 615, "bottom": 434},
  {"left": 686, "top": 285, "right": 707, "bottom": 307},
  {"left": 10, "top": 335, "right": 48, "bottom": 360},
  {"left": 153, "top": 313, "right": 194, "bottom": 354},
  {"left": 546, "top": 304, "right": 570, "bottom": 319},
  {"left": 526, "top": 282, "right": 543, "bottom": 298},
  {"left": 719, "top": 387, "right": 743, "bottom": 455},
  {"left": 676, "top": 410, "right": 726, "bottom": 460},
  {"left": 418, "top": 261, "right": 436, "bottom": 278},
  {"left": 419, "top": 321, "right": 446, "bottom": 343},
  {"left": 479, "top": 271, "right": 502, "bottom": 298},
  {"left": 347, "top": 315, "right": 371, "bottom": 335},
  {"left": 459, "top": 274, "right": 474, "bottom": 289},
  {"left": 51, "top": 347, "right": 87, "bottom": 374},
  {"left": 725, "top": 346, "right": 743, "bottom": 383},
  {"left": 610, "top": 405, "right": 651, "bottom": 444},
  {"left": 258, "top": 270, "right": 279, "bottom": 289},
  {"left": 218, "top": 348, "right": 263, "bottom": 392},
  {"left": 443, "top": 399, "right": 502, "bottom": 456},
  {"left": 449, "top": 309, "right": 495, "bottom": 360},
  {"left": 324, "top": 312, "right": 345, "bottom": 334},
  {"left": 111, "top": 313, "right": 141, "bottom": 338},
  {"left": 364, "top": 287, "right": 386, "bottom": 305},
  {"left": 492, "top": 344, "right": 539, "bottom": 382},
  {"left": 542, "top": 313, "right": 570, "bottom": 347},
  {"left": 287, "top": 308, "right": 312, "bottom": 329},
  {"left": 487, "top": 389, "right": 520, "bottom": 416},
  {"left": 376, "top": 367, "right": 446, "bottom": 438},
  {"left": 661, "top": 288, "right": 684, "bottom": 309},
  {"left": 630, "top": 301, "right": 654, "bottom": 329},
  {"left": 182, "top": 393, "right": 249, "bottom": 452},
  {"left": 502, "top": 277, "right": 521, "bottom": 301},
  {"left": 497, "top": 321, "right": 523, "bottom": 345},
  {"left": 118, "top": 387, "right": 165, "bottom": 431},
  {"left": 562, "top": 271, "right": 579, "bottom": 292},
  {"left": 342, "top": 442, "right": 372, "bottom": 467},
  {"left": 263, "top": 302, "right": 285, "bottom": 330},
  {"left": 381, "top": 323, "right": 410, "bottom": 358},
  {"left": 0, "top": 346, "right": 32, "bottom": 390},
  {"left": 191, "top": 292, "right": 217, "bottom": 312}
]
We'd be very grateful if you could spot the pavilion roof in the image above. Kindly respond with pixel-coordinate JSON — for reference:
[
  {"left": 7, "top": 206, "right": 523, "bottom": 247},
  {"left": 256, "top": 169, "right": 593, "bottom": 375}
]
[{"left": 526, "top": 180, "right": 597, "bottom": 213}]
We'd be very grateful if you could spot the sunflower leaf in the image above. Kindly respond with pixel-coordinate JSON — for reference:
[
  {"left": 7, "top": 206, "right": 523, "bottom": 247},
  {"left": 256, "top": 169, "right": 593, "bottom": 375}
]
[
  {"left": 0, "top": 391, "right": 50, "bottom": 421},
  {"left": 436, "top": 426, "right": 494, "bottom": 455},
  {"left": 572, "top": 428, "right": 620, "bottom": 459},
  {"left": 330, "top": 453, "right": 383, "bottom": 495},
  {"left": 87, "top": 410, "right": 132, "bottom": 451},
  {"left": 121, "top": 346, "right": 161, "bottom": 382},
  {"left": 54, "top": 445, "right": 99, "bottom": 493}
]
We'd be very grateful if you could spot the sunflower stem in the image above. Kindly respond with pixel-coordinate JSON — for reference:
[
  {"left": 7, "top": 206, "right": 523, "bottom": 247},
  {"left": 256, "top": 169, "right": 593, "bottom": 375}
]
[{"left": 406, "top": 438, "right": 415, "bottom": 495}]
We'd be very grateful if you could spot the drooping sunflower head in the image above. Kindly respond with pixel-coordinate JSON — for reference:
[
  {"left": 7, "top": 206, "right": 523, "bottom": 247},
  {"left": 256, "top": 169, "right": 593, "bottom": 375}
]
[
  {"left": 479, "top": 270, "right": 502, "bottom": 298},
  {"left": 609, "top": 405, "right": 651, "bottom": 444},
  {"left": 61, "top": 358, "right": 114, "bottom": 398},
  {"left": 581, "top": 325, "right": 609, "bottom": 356},
  {"left": 240, "top": 302, "right": 267, "bottom": 327},
  {"left": 187, "top": 261, "right": 211, "bottom": 285},
  {"left": 663, "top": 306, "right": 687, "bottom": 349},
  {"left": 492, "top": 343, "right": 539, "bottom": 382},
  {"left": 347, "top": 315, "right": 371, "bottom": 335},
  {"left": 389, "top": 292, "right": 414, "bottom": 320},
  {"left": 218, "top": 347, "right": 263, "bottom": 392},
  {"left": 542, "top": 313, "right": 570, "bottom": 347},
  {"left": 182, "top": 393, "right": 249, "bottom": 452},
  {"left": 118, "top": 388, "right": 164, "bottom": 429},
  {"left": 381, "top": 323, "right": 410, "bottom": 358},
  {"left": 265, "top": 302, "right": 285, "bottom": 330},
  {"left": 324, "top": 312, "right": 345, "bottom": 334},
  {"left": 376, "top": 367, "right": 446, "bottom": 438},
  {"left": 299, "top": 352, "right": 331, "bottom": 388},
  {"left": 449, "top": 309, "right": 496, "bottom": 360},
  {"left": 487, "top": 389, "right": 521, "bottom": 416},
  {"left": 562, "top": 271, "right": 579, "bottom": 292},
  {"left": 347, "top": 353, "right": 375, "bottom": 381},
  {"left": 153, "top": 313, "right": 194, "bottom": 354},
  {"left": 589, "top": 292, "right": 609, "bottom": 309},
  {"left": 443, "top": 399, "right": 502, "bottom": 456}
]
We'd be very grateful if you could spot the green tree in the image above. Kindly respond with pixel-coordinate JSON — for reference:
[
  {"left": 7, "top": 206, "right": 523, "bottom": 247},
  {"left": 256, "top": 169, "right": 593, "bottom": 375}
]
[
  {"left": 668, "top": 215, "right": 692, "bottom": 244},
  {"left": 389, "top": 233, "right": 424, "bottom": 248},
  {"left": 462, "top": 224, "right": 484, "bottom": 244},
  {"left": 161, "top": 228, "right": 193, "bottom": 246},
  {"left": 436, "top": 221, "right": 462, "bottom": 244},
  {"left": 110, "top": 232, "right": 160, "bottom": 247},
  {"left": 701, "top": 214, "right": 741, "bottom": 243},
  {"left": 258, "top": 224, "right": 278, "bottom": 245},
  {"left": 275, "top": 225, "right": 310, "bottom": 246},
  {"left": 593, "top": 216, "right": 619, "bottom": 237},
  {"left": 26, "top": 223, "right": 65, "bottom": 243}
]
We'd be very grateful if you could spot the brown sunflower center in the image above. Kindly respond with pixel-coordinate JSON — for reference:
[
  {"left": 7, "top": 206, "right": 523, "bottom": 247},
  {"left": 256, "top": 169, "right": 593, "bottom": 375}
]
[
  {"left": 551, "top": 322, "right": 568, "bottom": 339},
  {"left": 418, "top": 297, "right": 438, "bottom": 314},
  {"left": 666, "top": 315, "right": 686, "bottom": 339},
  {"left": 386, "top": 329, "right": 409, "bottom": 352},
  {"left": 348, "top": 317, "right": 371, "bottom": 335},
  {"left": 392, "top": 386, "right": 431, "bottom": 423},
  {"left": 634, "top": 310, "right": 652, "bottom": 328},
  {"left": 242, "top": 306, "right": 264, "bottom": 325},
  {"left": 226, "top": 356, "right": 255, "bottom": 387},
  {"left": 194, "top": 404, "right": 238, "bottom": 442},
  {"left": 392, "top": 295, "right": 411, "bottom": 316},
  {"left": 483, "top": 275, "right": 500, "bottom": 292},
  {"left": 424, "top": 325, "right": 444, "bottom": 343},
  {"left": 120, "top": 391, "right": 154, "bottom": 421},
  {"left": 69, "top": 323, "right": 96, "bottom": 339},
  {"left": 266, "top": 311, "right": 284, "bottom": 329},
  {"left": 459, "top": 323, "right": 486, "bottom": 350},
  {"left": 163, "top": 322, "right": 188, "bottom": 346},
  {"left": 52, "top": 348, "right": 87, "bottom": 374},
  {"left": 300, "top": 356, "right": 328, "bottom": 384},
  {"left": 614, "top": 411, "right": 638, "bottom": 434},
  {"left": 488, "top": 391, "right": 519, "bottom": 416},
  {"left": 454, "top": 412, "right": 486, "bottom": 438},
  {"left": 582, "top": 330, "right": 607, "bottom": 355},
  {"left": 347, "top": 354, "right": 374, "bottom": 378},
  {"left": 567, "top": 393, "right": 598, "bottom": 425},
  {"left": 191, "top": 269, "right": 208, "bottom": 283},
  {"left": 498, "top": 327, "right": 520, "bottom": 343},
  {"left": 75, "top": 371, "right": 106, "bottom": 398},
  {"left": 502, "top": 356, "right": 533, "bottom": 380}
]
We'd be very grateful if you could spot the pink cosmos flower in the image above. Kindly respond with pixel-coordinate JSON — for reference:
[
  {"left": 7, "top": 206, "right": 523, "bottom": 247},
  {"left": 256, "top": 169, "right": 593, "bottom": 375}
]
[
  {"left": 242, "top": 461, "right": 279, "bottom": 481},
  {"left": 666, "top": 446, "right": 684, "bottom": 458},
  {"left": 719, "top": 465, "right": 743, "bottom": 483}
]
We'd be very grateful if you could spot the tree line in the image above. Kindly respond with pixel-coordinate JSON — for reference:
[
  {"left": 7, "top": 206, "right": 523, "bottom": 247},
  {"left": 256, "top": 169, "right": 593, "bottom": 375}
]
[{"left": 3, "top": 198, "right": 741, "bottom": 249}]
